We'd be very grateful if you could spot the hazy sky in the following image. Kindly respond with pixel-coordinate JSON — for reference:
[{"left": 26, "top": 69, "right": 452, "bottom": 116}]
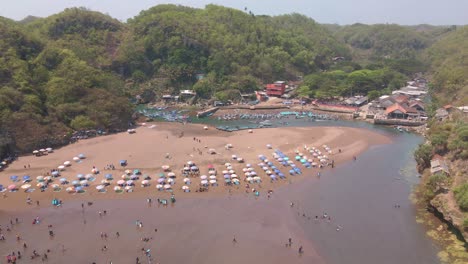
[{"left": 1, "top": 0, "right": 467, "bottom": 25}]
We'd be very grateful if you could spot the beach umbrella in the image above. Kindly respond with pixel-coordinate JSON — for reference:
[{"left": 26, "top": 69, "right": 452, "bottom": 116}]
[
  {"left": 237, "top": 158, "right": 244, "bottom": 163},
  {"left": 161, "top": 165, "right": 170, "bottom": 171},
  {"left": 164, "top": 184, "right": 172, "bottom": 190},
  {"left": 121, "top": 174, "right": 129, "bottom": 180},
  {"left": 246, "top": 163, "right": 251, "bottom": 168},
  {"left": 266, "top": 170, "right": 272, "bottom": 175},
  {"left": 101, "top": 179, "right": 110, "bottom": 185},
  {"left": 21, "top": 184, "right": 31, "bottom": 190},
  {"left": 73, "top": 157, "right": 80, "bottom": 161},
  {"left": 187, "top": 161, "right": 194, "bottom": 165},
  {"left": 143, "top": 174, "right": 151, "bottom": 180},
  {"left": 182, "top": 185, "right": 189, "bottom": 191},
  {"left": 119, "top": 160, "right": 127, "bottom": 166},
  {"left": 258, "top": 162, "right": 265, "bottom": 167},
  {"left": 274, "top": 169, "right": 281, "bottom": 174},
  {"left": 114, "top": 186, "right": 122, "bottom": 191},
  {"left": 231, "top": 154, "right": 237, "bottom": 160},
  {"left": 105, "top": 174, "right": 113, "bottom": 179},
  {"left": 76, "top": 174, "right": 84, "bottom": 179},
  {"left": 264, "top": 159, "right": 269, "bottom": 163},
  {"left": 262, "top": 166, "right": 269, "bottom": 171},
  {"left": 168, "top": 172, "right": 176, "bottom": 178},
  {"left": 190, "top": 166, "right": 198, "bottom": 171},
  {"left": 308, "top": 159, "right": 313, "bottom": 163},
  {"left": 64, "top": 161, "right": 71, "bottom": 166},
  {"left": 51, "top": 184, "right": 60, "bottom": 189},
  {"left": 209, "top": 175, "right": 216, "bottom": 180},
  {"left": 0, "top": 184, "right": 3, "bottom": 191},
  {"left": 245, "top": 172, "right": 251, "bottom": 177},
  {"left": 58, "top": 165, "right": 65, "bottom": 171},
  {"left": 295, "top": 156, "right": 301, "bottom": 161},
  {"left": 36, "top": 182, "right": 46, "bottom": 188},
  {"left": 51, "top": 171, "right": 60, "bottom": 177},
  {"left": 242, "top": 168, "right": 248, "bottom": 172},
  {"left": 209, "top": 180, "right": 217, "bottom": 184},
  {"left": 133, "top": 169, "right": 141, "bottom": 175},
  {"left": 78, "top": 154, "right": 86, "bottom": 159},
  {"left": 80, "top": 180, "right": 89, "bottom": 186},
  {"left": 157, "top": 178, "right": 165, "bottom": 183},
  {"left": 224, "top": 162, "right": 231, "bottom": 167},
  {"left": 8, "top": 184, "right": 17, "bottom": 190},
  {"left": 287, "top": 160, "right": 294, "bottom": 164},
  {"left": 183, "top": 178, "right": 191, "bottom": 183},
  {"left": 226, "top": 166, "right": 233, "bottom": 170},
  {"left": 208, "top": 170, "right": 216, "bottom": 175},
  {"left": 231, "top": 174, "right": 238, "bottom": 178},
  {"left": 10, "top": 175, "right": 19, "bottom": 182},
  {"left": 270, "top": 174, "right": 277, "bottom": 180},
  {"left": 33, "top": 150, "right": 39, "bottom": 154},
  {"left": 167, "top": 178, "right": 174, "bottom": 184},
  {"left": 126, "top": 180, "right": 134, "bottom": 186},
  {"left": 66, "top": 187, "right": 76, "bottom": 193},
  {"left": 222, "top": 170, "right": 228, "bottom": 174},
  {"left": 246, "top": 177, "right": 253, "bottom": 182},
  {"left": 130, "top": 175, "right": 139, "bottom": 180},
  {"left": 141, "top": 180, "right": 150, "bottom": 186},
  {"left": 183, "top": 167, "right": 190, "bottom": 171},
  {"left": 250, "top": 171, "right": 257, "bottom": 176},
  {"left": 253, "top": 176, "right": 261, "bottom": 181},
  {"left": 156, "top": 184, "right": 163, "bottom": 190},
  {"left": 125, "top": 169, "right": 132, "bottom": 175},
  {"left": 36, "top": 176, "right": 44, "bottom": 182},
  {"left": 223, "top": 174, "right": 230, "bottom": 179},
  {"left": 266, "top": 144, "right": 272, "bottom": 149},
  {"left": 300, "top": 159, "right": 306, "bottom": 163},
  {"left": 228, "top": 170, "right": 235, "bottom": 174},
  {"left": 117, "top": 180, "right": 125, "bottom": 185},
  {"left": 85, "top": 174, "right": 94, "bottom": 179},
  {"left": 44, "top": 176, "right": 52, "bottom": 182},
  {"left": 289, "top": 170, "right": 295, "bottom": 175},
  {"left": 225, "top": 179, "right": 232, "bottom": 183},
  {"left": 22, "top": 175, "right": 31, "bottom": 181},
  {"left": 158, "top": 173, "right": 166, "bottom": 178},
  {"left": 39, "top": 148, "right": 46, "bottom": 152},
  {"left": 59, "top": 178, "right": 67, "bottom": 183},
  {"left": 200, "top": 175, "right": 208, "bottom": 180},
  {"left": 96, "top": 185, "right": 105, "bottom": 190},
  {"left": 92, "top": 168, "right": 99, "bottom": 174},
  {"left": 200, "top": 180, "right": 208, "bottom": 185},
  {"left": 232, "top": 178, "right": 239, "bottom": 183},
  {"left": 312, "top": 162, "right": 318, "bottom": 167},
  {"left": 124, "top": 186, "right": 133, "bottom": 191}
]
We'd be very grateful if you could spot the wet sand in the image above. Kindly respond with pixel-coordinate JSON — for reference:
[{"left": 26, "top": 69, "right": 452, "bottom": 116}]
[{"left": 0, "top": 123, "right": 390, "bottom": 263}]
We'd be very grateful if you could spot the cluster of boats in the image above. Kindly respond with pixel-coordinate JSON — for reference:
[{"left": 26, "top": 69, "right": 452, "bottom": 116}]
[{"left": 216, "top": 111, "right": 335, "bottom": 121}]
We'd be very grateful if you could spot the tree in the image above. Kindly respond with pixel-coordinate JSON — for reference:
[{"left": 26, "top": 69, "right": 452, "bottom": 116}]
[
  {"left": 414, "top": 144, "right": 433, "bottom": 170},
  {"left": 297, "top": 85, "right": 312, "bottom": 98},
  {"left": 70, "top": 115, "right": 96, "bottom": 130}
]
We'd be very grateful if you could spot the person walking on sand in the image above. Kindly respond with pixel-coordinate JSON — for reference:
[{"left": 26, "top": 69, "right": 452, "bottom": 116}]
[
  {"left": 288, "top": 238, "right": 292, "bottom": 247},
  {"left": 298, "top": 246, "right": 303, "bottom": 255},
  {"left": 232, "top": 236, "right": 237, "bottom": 244}
]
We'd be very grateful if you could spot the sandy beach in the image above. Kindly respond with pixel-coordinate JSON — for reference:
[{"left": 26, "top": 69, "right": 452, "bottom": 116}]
[{"left": 0, "top": 123, "right": 389, "bottom": 263}]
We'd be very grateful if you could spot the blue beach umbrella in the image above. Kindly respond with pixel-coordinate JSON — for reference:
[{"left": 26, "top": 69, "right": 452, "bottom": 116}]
[
  {"left": 75, "top": 186, "right": 84, "bottom": 192},
  {"left": 289, "top": 170, "right": 295, "bottom": 175},
  {"left": 72, "top": 180, "right": 80, "bottom": 186},
  {"left": 271, "top": 166, "right": 277, "bottom": 170},
  {"left": 270, "top": 174, "right": 277, "bottom": 180},
  {"left": 0, "top": 184, "right": 3, "bottom": 191},
  {"left": 267, "top": 162, "right": 273, "bottom": 166},
  {"left": 133, "top": 169, "right": 140, "bottom": 175},
  {"left": 22, "top": 175, "right": 31, "bottom": 181},
  {"left": 105, "top": 174, "right": 113, "bottom": 179},
  {"left": 278, "top": 173, "right": 285, "bottom": 178},
  {"left": 76, "top": 174, "right": 84, "bottom": 179},
  {"left": 10, "top": 175, "right": 18, "bottom": 182},
  {"left": 274, "top": 169, "right": 281, "bottom": 174},
  {"left": 78, "top": 154, "right": 86, "bottom": 159},
  {"left": 224, "top": 174, "right": 230, "bottom": 179},
  {"left": 51, "top": 171, "right": 60, "bottom": 176}
]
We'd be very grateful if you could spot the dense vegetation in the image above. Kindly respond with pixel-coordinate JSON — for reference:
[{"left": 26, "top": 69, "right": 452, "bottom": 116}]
[
  {"left": 413, "top": 26, "right": 468, "bottom": 233},
  {"left": 0, "top": 5, "right": 466, "bottom": 159}
]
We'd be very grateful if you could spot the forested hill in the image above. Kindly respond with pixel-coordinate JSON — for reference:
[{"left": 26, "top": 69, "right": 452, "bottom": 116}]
[{"left": 0, "top": 4, "right": 466, "bottom": 157}]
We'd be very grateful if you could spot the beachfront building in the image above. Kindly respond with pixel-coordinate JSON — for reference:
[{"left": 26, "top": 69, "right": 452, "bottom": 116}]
[
  {"left": 385, "top": 103, "right": 420, "bottom": 120},
  {"left": 265, "top": 81, "right": 286, "bottom": 97}
]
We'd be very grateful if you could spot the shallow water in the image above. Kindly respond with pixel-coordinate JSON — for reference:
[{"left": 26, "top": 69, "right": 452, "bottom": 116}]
[{"left": 0, "top": 119, "right": 441, "bottom": 264}]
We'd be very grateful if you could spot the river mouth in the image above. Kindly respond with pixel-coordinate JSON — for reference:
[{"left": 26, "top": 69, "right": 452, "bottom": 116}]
[{"left": 0, "top": 117, "right": 441, "bottom": 264}]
